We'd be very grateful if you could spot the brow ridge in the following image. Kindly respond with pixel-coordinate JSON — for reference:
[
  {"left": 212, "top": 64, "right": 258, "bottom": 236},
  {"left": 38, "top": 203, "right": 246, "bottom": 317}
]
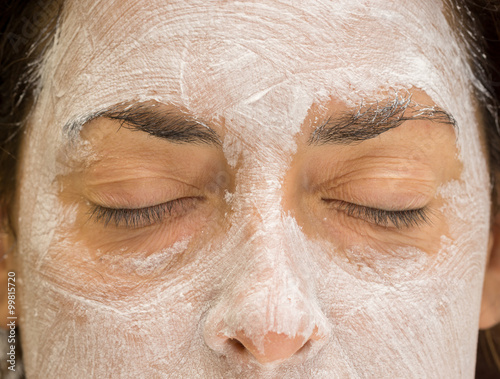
[
  {"left": 308, "top": 97, "right": 456, "bottom": 145},
  {"left": 64, "top": 102, "right": 221, "bottom": 146}
]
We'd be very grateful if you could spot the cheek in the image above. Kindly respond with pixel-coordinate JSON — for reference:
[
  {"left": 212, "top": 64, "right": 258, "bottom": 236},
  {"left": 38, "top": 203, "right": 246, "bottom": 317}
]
[
  {"left": 312, "top": 235, "right": 484, "bottom": 374},
  {"left": 19, "top": 278, "right": 210, "bottom": 376},
  {"left": 17, "top": 216, "right": 221, "bottom": 375}
]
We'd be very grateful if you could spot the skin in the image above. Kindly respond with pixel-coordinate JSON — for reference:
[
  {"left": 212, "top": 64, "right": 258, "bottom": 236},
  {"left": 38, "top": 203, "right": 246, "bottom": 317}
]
[{"left": 1, "top": 0, "right": 499, "bottom": 377}]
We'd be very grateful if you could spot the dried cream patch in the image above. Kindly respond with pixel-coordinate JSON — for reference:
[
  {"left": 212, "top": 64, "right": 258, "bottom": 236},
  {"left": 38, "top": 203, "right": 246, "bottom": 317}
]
[{"left": 15, "top": 0, "right": 490, "bottom": 377}]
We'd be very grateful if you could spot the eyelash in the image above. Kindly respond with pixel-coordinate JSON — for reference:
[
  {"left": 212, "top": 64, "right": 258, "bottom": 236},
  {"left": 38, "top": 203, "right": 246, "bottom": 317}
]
[
  {"left": 89, "top": 196, "right": 429, "bottom": 230},
  {"left": 326, "top": 200, "right": 431, "bottom": 229},
  {"left": 89, "top": 198, "right": 199, "bottom": 228}
]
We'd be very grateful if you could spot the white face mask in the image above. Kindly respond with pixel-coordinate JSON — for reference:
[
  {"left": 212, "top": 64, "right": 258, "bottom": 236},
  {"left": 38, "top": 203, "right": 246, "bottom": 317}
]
[{"left": 15, "top": 0, "right": 491, "bottom": 377}]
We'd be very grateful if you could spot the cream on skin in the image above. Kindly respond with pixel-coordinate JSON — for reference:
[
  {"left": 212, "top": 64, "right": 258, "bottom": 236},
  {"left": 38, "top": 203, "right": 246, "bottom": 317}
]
[{"left": 14, "top": 0, "right": 490, "bottom": 377}]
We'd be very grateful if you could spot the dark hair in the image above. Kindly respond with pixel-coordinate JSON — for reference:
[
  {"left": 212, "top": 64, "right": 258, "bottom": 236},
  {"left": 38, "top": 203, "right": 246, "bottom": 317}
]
[
  {"left": 1, "top": 1, "right": 500, "bottom": 378},
  {"left": 461, "top": 1, "right": 500, "bottom": 376},
  {"left": 0, "top": 0, "right": 62, "bottom": 217}
]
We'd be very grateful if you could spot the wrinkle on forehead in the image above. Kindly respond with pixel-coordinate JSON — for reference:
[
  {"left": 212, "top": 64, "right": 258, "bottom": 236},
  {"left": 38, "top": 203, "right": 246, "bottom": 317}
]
[{"left": 45, "top": 0, "right": 465, "bottom": 131}]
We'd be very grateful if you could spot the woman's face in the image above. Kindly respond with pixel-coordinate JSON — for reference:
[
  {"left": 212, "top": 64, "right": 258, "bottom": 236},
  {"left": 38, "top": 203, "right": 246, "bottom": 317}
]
[{"left": 13, "top": 0, "right": 492, "bottom": 377}]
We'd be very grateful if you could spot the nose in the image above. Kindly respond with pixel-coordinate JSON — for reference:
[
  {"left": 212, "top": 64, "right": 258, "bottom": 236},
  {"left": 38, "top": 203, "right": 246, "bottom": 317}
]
[
  {"left": 203, "top": 252, "right": 329, "bottom": 366},
  {"left": 203, "top": 205, "right": 330, "bottom": 366},
  {"left": 205, "top": 296, "right": 328, "bottom": 366},
  {"left": 231, "top": 328, "right": 322, "bottom": 364}
]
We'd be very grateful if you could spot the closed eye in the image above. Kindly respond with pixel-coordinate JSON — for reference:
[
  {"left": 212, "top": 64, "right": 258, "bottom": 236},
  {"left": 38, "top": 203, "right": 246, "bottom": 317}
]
[
  {"left": 323, "top": 199, "right": 432, "bottom": 229},
  {"left": 88, "top": 197, "right": 203, "bottom": 228}
]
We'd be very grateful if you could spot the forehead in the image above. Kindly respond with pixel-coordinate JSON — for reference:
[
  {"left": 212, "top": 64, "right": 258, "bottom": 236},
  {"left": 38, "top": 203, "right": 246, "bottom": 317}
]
[{"left": 48, "top": 0, "right": 458, "bottom": 129}]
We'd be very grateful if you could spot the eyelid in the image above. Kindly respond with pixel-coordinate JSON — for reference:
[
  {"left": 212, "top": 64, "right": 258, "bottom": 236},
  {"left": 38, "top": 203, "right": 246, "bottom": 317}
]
[
  {"left": 88, "top": 197, "right": 202, "bottom": 228},
  {"left": 324, "top": 199, "right": 431, "bottom": 229},
  {"left": 316, "top": 176, "right": 436, "bottom": 211},
  {"left": 84, "top": 186, "right": 193, "bottom": 210}
]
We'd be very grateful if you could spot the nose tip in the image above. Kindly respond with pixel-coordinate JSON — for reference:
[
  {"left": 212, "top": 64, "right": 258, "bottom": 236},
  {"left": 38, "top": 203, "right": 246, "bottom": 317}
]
[{"left": 233, "top": 330, "right": 309, "bottom": 364}]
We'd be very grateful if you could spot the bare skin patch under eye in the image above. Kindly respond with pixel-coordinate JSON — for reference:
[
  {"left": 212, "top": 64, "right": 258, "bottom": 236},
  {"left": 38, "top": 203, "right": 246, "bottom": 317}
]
[
  {"left": 56, "top": 115, "right": 231, "bottom": 254},
  {"left": 283, "top": 99, "right": 460, "bottom": 254}
]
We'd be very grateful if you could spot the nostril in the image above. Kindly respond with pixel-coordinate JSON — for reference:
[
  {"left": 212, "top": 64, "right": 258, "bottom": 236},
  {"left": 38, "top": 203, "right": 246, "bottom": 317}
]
[
  {"left": 228, "top": 338, "right": 246, "bottom": 353},
  {"left": 295, "top": 339, "right": 312, "bottom": 356},
  {"left": 224, "top": 338, "right": 256, "bottom": 364}
]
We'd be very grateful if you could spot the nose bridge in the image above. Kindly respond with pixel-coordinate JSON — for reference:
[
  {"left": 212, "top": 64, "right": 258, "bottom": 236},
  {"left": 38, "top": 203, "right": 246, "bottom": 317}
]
[
  {"left": 204, "top": 209, "right": 330, "bottom": 365},
  {"left": 236, "top": 250, "right": 322, "bottom": 352}
]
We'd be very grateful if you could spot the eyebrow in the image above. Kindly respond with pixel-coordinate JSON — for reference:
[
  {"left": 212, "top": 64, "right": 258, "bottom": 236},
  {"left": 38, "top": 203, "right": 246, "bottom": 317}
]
[
  {"left": 64, "top": 102, "right": 221, "bottom": 146},
  {"left": 64, "top": 96, "right": 455, "bottom": 147},
  {"left": 308, "top": 95, "right": 456, "bottom": 145}
]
